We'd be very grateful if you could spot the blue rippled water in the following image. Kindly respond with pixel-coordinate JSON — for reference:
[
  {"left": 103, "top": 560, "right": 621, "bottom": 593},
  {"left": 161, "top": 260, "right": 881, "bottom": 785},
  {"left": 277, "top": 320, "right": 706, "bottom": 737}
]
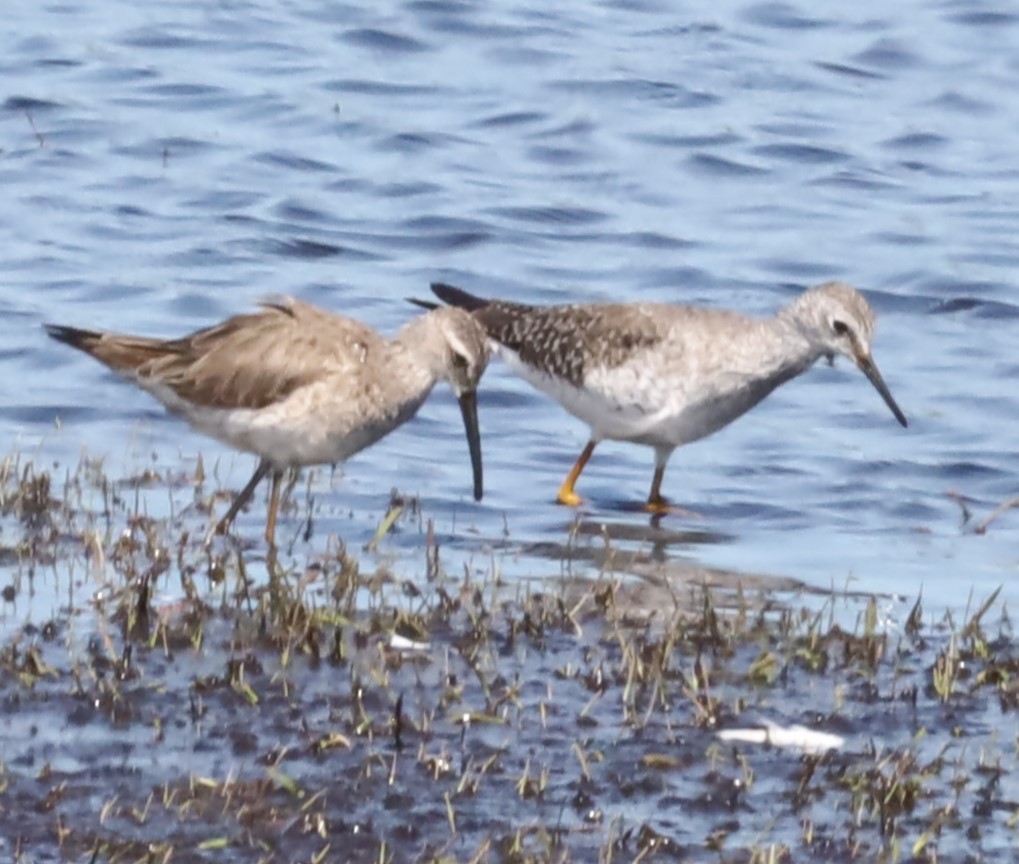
[{"left": 1, "top": 0, "right": 1018, "bottom": 615}]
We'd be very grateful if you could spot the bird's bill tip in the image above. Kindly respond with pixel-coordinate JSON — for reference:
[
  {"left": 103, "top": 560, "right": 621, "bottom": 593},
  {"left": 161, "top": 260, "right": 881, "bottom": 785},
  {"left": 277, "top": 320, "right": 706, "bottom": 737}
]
[
  {"left": 457, "top": 389, "right": 484, "bottom": 500},
  {"left": 857, "top": 353, "right": 908, "bottom": 428}
]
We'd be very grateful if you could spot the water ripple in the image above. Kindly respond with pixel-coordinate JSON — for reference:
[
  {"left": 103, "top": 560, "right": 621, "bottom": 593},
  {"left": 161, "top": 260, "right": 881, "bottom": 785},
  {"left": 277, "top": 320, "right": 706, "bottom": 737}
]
[
  {"left": 927, "top": 90, "right": 995, "bottom": 115},
  {"left": 688, "top": 153, "right": 769, "bottom": 177},
  {"left": 475, "top": 110, "right": 546, "bottom": 129},
  {"left": 853, "top": 37, "right": 922, "bottom": 70},
  {"left": 398, "top": 215, "right": 492, "bottom": 250},
  {"left": 741, "top": 2, "right": 830, "bottom": 29},
  {"left": 930, "top": 296, "right": 1019, "bottom": 319},
  {"left": 325, "top": 78, "right": 436, "bottom": 97},
  {"left": 552, "top": 77, "right": 718, "bottom": 108},
  {"left": 882, "top": 131, "right": 948, "bottom": 151},
  {"left": 815, "top": 61, "right": 885, "bottom": 81},
  {"left": 378, "top": 131, "right": 456, "bottom": 153},
  {"left": 4, "top": 95, "right": 61, "bottom": 112},
  {"left": 341, "top": 27, "right": 429, "bottom": 54},
  {"left": 753, "top": 142, "right": 850, "bottom": 165},
  {"left": 253, "top": 150, "right": 337, "bottom": 173},
  {"left": 947, "top": 9, "right": 1018, "bottom": 27},
  {"left": 0, "top": 0, "right": 1015, "bottom": 625},
  {"left": 484, "top": 205, "right": 607, "bottom": 226},
  {"left": 267, "top": 238, "right": 344, "bottom": 260}
]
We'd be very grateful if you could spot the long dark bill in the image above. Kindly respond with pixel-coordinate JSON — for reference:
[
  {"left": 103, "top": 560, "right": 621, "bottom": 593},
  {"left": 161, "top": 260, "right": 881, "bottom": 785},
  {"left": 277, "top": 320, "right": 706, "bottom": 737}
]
[
  {"left": 858, "top": 355, "right": 908, "bottom": 428},
  {"left": 457, "top": 389, "right": 484, "bottom": 501}
]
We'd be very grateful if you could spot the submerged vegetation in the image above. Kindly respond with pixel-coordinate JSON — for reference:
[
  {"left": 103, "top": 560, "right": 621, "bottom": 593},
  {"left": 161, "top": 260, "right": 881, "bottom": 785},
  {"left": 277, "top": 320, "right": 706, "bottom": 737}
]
[{"left": 0, "top": 452, "right": 1015, "bottom": 863}]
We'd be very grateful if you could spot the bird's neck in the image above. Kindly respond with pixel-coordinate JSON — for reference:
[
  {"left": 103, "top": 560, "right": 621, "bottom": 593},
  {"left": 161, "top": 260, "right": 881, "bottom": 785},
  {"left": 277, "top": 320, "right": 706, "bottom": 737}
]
[
  {"left": 390, "top": 314, "right": 447, "bottom": 391},
  {"left": 775, "top": 302, "right": 831, "bottom": 366},
  {"left": 760, "top": 314, "right": 826, "bottom": 384}
]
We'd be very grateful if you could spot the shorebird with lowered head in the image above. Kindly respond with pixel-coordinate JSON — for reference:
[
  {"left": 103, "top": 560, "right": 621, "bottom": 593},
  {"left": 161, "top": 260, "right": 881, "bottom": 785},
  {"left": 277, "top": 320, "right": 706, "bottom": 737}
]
[
  {"left": 46, "top": 297, "right": 490, "bottom": 545},
  {"left": 426, "top": 280, "right": 907, "bottom": 513}
]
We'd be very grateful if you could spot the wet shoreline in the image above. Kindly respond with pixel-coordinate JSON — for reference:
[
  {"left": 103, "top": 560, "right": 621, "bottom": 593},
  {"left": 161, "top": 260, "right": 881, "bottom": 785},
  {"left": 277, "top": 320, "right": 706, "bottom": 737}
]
[{"left": 1, "top": 455, "right": 1015, "bottom": 862}]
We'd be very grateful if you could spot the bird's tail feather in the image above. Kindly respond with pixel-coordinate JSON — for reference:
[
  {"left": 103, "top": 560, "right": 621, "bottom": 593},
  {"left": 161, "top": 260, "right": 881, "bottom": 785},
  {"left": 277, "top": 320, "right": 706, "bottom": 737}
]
[
  {"left": 45, "top": 324, "right": 166, "bottom": 372},
  {"left": 430, "top": 282, "right": 489, "bottom": 311},
  {"left": 44, "top": 324, "right": 104, "bottom": 352}
]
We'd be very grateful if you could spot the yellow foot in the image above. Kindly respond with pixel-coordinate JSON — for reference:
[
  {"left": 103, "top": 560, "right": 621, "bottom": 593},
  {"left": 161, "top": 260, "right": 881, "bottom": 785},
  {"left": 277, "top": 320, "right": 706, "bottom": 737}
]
[{"left": 556, "top": 487, "right": 584, "bottom": 507}]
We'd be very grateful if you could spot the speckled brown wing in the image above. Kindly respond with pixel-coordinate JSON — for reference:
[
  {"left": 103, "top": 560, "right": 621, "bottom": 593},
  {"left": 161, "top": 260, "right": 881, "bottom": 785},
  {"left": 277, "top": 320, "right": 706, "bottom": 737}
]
[
  {"left": 430, "top": 282, "right": 668, "bottom": 387},
  {"left": 480, "top": 303, "right": 670, "bottom": 387}
]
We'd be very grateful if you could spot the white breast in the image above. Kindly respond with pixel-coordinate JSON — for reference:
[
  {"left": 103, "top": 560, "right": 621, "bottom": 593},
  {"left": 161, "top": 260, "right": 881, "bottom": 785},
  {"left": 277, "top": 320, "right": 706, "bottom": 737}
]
[
  {"left": 499, "top": 347, "right": 666, "bottom": 444},
  {"left": 141, "top": 378, "right": 430, "bottom": 468},
  {"left": 500, "top": 343, "right": 788, "bottom": 450}
]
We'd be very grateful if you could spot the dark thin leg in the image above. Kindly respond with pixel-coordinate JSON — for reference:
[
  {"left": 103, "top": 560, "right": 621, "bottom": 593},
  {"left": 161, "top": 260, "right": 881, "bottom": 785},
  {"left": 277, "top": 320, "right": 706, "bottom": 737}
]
[
  {"left": 211, "top": 459, "right": 272, "bottom": 540},
  {"left": 646, "top": 465, "right": 668, "bottom": 513},
  {"left": 264, "top": 468, "right": 283, "bottom": 547},
  {"left": 557, "top": 440, "right": 597, "bottom": 507},
  {"left": 644, "top": 463, "right": 700, "bottom": 519}
]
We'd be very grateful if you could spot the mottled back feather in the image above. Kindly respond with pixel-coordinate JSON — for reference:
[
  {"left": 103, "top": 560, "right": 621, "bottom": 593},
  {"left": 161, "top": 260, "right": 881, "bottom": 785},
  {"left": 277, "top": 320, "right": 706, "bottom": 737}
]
[{"left": 431, "top": 283, "right": 666, "bottom": 387}]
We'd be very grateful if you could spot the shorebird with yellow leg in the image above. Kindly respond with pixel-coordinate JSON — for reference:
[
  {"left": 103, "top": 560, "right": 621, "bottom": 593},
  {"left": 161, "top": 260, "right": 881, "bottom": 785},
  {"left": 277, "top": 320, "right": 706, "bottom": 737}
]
[
  {"left": 427, "top": 281, "right": 907, "bottom": 513},
  {"left": 46, "top": 297, "right": 490, "bottom": 546}
]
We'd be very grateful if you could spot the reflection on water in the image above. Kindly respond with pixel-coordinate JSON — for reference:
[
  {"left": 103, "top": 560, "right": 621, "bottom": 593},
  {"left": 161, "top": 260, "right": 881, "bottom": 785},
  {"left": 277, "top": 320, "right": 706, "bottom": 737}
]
[
  {"left": 524, "top": 514, "right": 805, "bottom": 618},
  {"left": 526, "top": 514, "right": 733, "bottom": 566}
]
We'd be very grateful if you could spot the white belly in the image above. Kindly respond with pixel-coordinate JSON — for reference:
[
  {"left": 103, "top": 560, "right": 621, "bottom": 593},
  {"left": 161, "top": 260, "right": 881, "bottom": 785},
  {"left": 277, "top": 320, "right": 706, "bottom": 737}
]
[
  {"left": 501, "top": 346, "right": 776, "bottom": 450},
  {"left": 500, "top": 348, "right": 665, "bottom": 445},
  {"left": 143, "top": 379, "right": 428, "bottom": 468}
]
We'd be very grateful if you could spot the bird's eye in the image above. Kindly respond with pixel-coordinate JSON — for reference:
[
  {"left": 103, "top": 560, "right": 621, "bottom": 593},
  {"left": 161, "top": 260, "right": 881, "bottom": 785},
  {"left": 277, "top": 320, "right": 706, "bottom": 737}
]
[{"left": 831, "top": 319, "right": 850, "bottom": 336}]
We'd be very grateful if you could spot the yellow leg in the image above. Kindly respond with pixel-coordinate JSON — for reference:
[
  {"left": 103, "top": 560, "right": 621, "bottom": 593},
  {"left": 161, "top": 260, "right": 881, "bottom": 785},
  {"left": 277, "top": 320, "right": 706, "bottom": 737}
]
[
  {"left": 264, "top": 469, "right": 283, "bottom": 547},
  {"left": 556, "top": 440, "right": 596, "bottom": 507}
]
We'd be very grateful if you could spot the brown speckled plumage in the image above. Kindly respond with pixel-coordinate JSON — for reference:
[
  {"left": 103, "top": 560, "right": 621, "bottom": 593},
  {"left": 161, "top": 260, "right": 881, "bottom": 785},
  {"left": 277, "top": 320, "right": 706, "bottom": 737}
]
[
  {"left": 431, "top": 280, "right": 907, "bottom": 510},
  {"left": 439, "top": 290, "right": 667, "bottom": 388}
]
